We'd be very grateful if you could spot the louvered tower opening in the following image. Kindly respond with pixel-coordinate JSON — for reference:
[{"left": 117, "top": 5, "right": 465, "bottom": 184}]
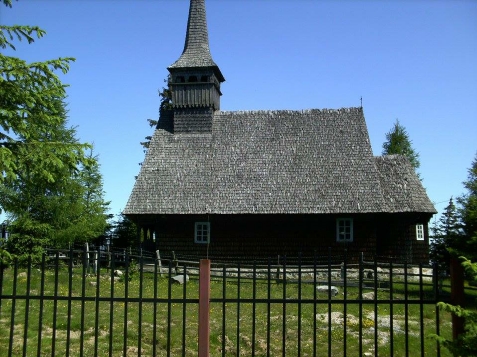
[{"left": 167, "top": 0, "right": 225, "bottom": 133}]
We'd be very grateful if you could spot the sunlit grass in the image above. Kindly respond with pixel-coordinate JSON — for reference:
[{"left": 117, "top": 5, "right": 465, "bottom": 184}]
[{"left": 0, "top": 263, "right": 461, "bottom": 357}]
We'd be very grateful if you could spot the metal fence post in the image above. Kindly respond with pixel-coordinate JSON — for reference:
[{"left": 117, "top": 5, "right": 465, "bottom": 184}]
[
  {"left": 450, "top": 256, "right": 465, "bottom": 340},
  {"left": 199, "top": 259, "right": 211, "bottom": 357}
]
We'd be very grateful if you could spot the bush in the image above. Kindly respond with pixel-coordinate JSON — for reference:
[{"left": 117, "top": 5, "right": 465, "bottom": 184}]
[
  {"left": 0, "top": 248, "right": 12, "bottom": 267},
  {"left": 6, "top": 217, "right": 51, "bottom": 266},
  {"left": 433, "top": 257, "right": 477, "bottom": 357}
]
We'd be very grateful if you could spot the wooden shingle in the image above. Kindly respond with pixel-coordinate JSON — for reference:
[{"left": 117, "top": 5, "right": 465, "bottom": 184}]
[{"left": 124, "top": 108, "right": 435, "bottom": 215}]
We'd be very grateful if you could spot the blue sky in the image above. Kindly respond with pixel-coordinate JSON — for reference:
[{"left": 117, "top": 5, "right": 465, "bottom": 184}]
[{"left": 2, "top": 0, "right": 477, "bottom": 220}]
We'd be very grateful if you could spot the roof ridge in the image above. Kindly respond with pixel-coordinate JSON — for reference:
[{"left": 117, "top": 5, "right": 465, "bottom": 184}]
[{"left": 217, "top": 107, "right": 363, "bottom": 115}]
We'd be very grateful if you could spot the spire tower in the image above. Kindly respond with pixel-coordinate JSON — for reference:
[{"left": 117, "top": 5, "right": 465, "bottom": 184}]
[{"left": 167, "top": 0, "right": 224, "bottom": 133}]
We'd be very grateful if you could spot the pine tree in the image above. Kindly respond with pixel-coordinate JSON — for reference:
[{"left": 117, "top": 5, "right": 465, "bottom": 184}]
[
  {"left": 159, "top": 76, "right": 172, "bottom": 112},
  {"left": 382, "top": 119, "right": 420, "bottom": 175},
  {"left": 50, "top": 149, "right": 110, "bottom": 248},
  {"left": 429, "top": 197, "right": 460, "bottom": 274},
  {"left": 1, "top": 2, "right": 82, "bottom": 188},
  {"left": 433, "top": 257, "right": 477, "bottom": 356},
  {"left": 456, "top": 152, "right": 477, "bottom": 260},
  {"left": 1, "top": 103, "right": 110, "bottom": 255},
  {"left": 111, "top": 214, "right": 137, "bottom": 249},
  {"left": 433, "top": 154, "right": 477, "bottom": 355},
  {"left": 0, "top": 2, "right": 109, "bottom": 259},
  {"left": 140, "top": 76, "right": 171, "bottom": 151}
]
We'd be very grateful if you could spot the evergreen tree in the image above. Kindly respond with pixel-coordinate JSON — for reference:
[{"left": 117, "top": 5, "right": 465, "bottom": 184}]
[
  {"left": 456, "top": 152, "right": 477, "bottom": 260},
  {"left": 6, "top": 217, "right": 51, "bottom": 265},
  {"left": 139, "top": 119, "right": 158, "bottom": 152},
  {"left": 429, "top": 197, "right": 460, "bottom": 274},
  {"left": 159, "top": 75, "right": 172, "bottom": 112},
  {"left": 0, "top": 1, "right": 85, "bottom": 190},
  {"left": 1, "top": 99, "right": 110, "bottom": 254},
  {"left": 49, "top": 149, "right": 110, "bottom": 248},
  {"left": 382, "top": 119, "right": 420, "bottom": 175},
  {"left": 433, "top": 257, "right": 477, "bottom": 356},
  {"left": 140, "top": 76, "right": 171, "bottom": 151},
  {"left": 110, "top": 214, "right": 137, "bottom": 249},
  {"left": 433, "top": 154, "right": 477, "bottom": 355},
  {"left": 1, "top": 2, "right": 110, "bottom": 259}
]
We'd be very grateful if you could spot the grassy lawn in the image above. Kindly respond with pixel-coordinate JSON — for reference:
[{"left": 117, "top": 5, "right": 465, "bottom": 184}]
[{"left": 0, "top": 264, "right": 458, "bottom": 357}]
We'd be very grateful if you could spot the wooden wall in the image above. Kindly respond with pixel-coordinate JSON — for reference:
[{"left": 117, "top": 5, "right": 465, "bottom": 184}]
[{"left": 135, "top": 213, "right": 430, "bottom": 264}]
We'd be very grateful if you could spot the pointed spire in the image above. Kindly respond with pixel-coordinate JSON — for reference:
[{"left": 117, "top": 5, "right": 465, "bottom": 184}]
[{"left": 169, "top": 0, "right": 224, "bottom": 82}]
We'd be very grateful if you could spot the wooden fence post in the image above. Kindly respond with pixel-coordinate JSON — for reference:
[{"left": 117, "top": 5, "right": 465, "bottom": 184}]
[
  {"left": 450, "top": 256, "right": 465, "bottom": 340},
  {"left": 94, "top": 251, "right": 98, "bottom": 274},
  {"left": 199, "top": 259, "right": 211, "bottom": 357},
  {"left": 85, "top": 242, "right": 90, "bottom": 273},
  {"left": 156, "top": 250, "right": 162, "bottom": 277}
]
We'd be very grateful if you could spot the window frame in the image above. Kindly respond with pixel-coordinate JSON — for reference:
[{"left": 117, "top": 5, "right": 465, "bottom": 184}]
[
  {"left": 336, "top": 218, "right": 353, "bottom": 243},
  {"left": 194, "top": 222, "right": 210, "bottom": 244},
  {"left": 416, "top": 224, "right": 425, "bottom": 241}
]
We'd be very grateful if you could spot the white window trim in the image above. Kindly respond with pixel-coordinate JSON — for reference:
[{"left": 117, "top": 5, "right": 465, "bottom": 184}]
[
  {"left": 336, "top": 218, "right": 353, "bottom": 243},
  {"left": 416, "top": 224, "right": 425, "bottom": 241},
  {"left": 194, "top": 222, "right": 210, "bottom": 244}
]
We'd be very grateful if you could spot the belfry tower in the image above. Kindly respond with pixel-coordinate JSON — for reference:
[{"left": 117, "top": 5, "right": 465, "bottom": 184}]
[{"left": 168, "top": 0, "right": 225, "bottom": 133}]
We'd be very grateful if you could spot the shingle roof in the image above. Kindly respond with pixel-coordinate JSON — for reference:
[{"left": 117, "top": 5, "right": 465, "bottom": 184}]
[
  {"left": 168, "top": 0, "right": 224, "bottom": 82},
  {"left": 374, "top": 155, "right": 436, "bottom": 213},
  {"left": 124, "top": 107, "right": 435, "bottom": 215}
]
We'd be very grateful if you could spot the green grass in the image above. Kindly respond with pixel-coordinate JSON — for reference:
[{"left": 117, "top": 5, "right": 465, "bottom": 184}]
[{"left": 0, "top": 265, "right": 460, "bottom": 357}]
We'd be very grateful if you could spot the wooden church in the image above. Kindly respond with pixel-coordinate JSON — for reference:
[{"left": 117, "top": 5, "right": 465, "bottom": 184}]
[{"left": 124, "top": 0, "right": 436, "bottom": 263}]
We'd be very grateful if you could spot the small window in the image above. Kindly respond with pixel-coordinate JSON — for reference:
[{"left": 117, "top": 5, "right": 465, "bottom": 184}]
[
  {"left": 336, "top": 218, "right": 353, "bottom": 242},
  {"left": 176, "top": 76, "right": 185, "bottom": 83},
  {"left": 195, "top": 222, "right": 210, "bottom": 244},
  {"left": 188, "top": 76, "right": 198, "bottom": 82},
  {"left": 200, "top": 75, "right": 208, "bottom": 82},
  {"left": 416, "top": 224, "right": 424, "bottom": 241}
]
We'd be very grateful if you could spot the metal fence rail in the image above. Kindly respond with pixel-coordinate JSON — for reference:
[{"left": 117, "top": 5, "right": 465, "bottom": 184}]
[{"left": 0, "top": 249, "right": 446, "bottom": 357}]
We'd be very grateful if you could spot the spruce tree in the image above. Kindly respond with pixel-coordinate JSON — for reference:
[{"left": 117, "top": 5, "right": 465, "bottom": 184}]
[
  {"left": 429, "top": 197, "right": 460, "bottom": 274},
  {"left": 1, "top": 1, "right": 83, "bottom": 188},
  {"left": 382, "top": 119, "right": 420, "bottom": 175},
  {"left": 1, "top": 1, "right": 110, "bottom": 259},
  {"left": 433, "top": 154, "right": 477, "bottom": 355},
  {"left": 456, "top": 153, "right": 477, "bottom": 260},
  {"left": 140, "top": 76, "right": 171, "bottom": 151},
  {"left": 111, "top": 214, "right": 137, "bottom": 249}
]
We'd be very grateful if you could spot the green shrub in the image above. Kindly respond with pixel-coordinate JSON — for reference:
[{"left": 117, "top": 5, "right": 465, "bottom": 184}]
[
  {"left": 433, "top": 257, "right": 477, "bottom": 357},
  {"left": 6, "top": 217, "right": 51, "bottom": 266},
  {"left": 0, "top": 248, "right": 12, "bottom": 267}
]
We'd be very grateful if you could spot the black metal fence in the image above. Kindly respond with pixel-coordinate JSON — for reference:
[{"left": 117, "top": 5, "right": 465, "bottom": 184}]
[{"left": 0, "top": 248, "right": 450, "bottom": 357}]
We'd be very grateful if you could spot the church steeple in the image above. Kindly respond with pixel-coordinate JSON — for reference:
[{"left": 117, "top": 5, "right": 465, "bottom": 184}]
[
  {"left": 169, "top": 0, "right": 223, "bottom": 80},
  {"left": 167, "top": 0, "right": 224, "bottom": 133}
]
